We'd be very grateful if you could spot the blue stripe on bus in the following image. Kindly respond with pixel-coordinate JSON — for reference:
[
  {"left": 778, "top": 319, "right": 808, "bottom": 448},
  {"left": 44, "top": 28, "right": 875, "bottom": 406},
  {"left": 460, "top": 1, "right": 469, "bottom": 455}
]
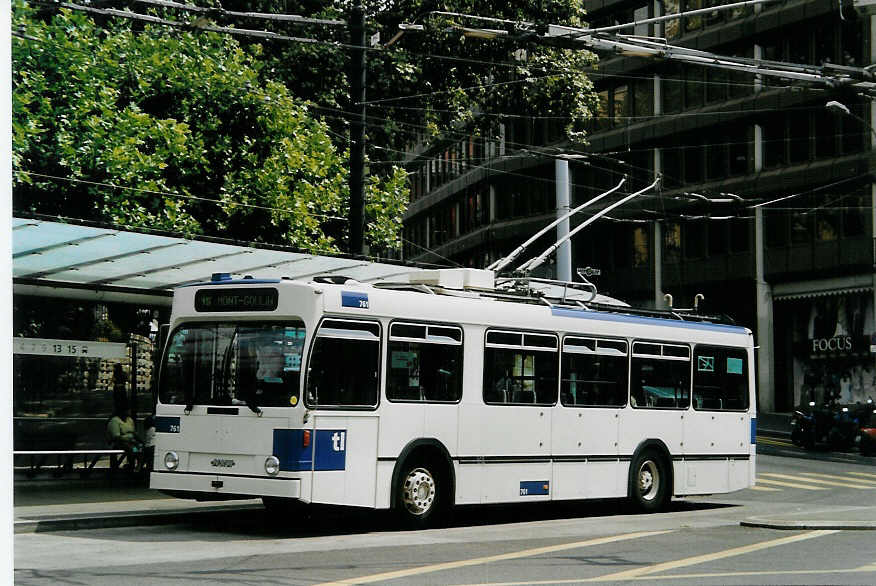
[
  {"left": 550, "top": 307, "right": 748, "bottom": 333},
  {"left": 751, "top": 418, "right": 757, "bottom": 444},
  {"left": 519, "top": 480, "right": 550, "bottom": 496},
  {"left": 273, "top": 429, "right": 347, "bottom": 472},
  {"left": 154, "top": 416, "right": 180, "bottom": 433},
  {"left": 273, "top": 429, "right": 313, "bottom": 472}
]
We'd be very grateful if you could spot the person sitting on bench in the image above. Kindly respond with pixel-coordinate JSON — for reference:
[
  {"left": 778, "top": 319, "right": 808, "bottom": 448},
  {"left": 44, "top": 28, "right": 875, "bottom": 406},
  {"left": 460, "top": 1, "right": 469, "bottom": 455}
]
[{"left": 106, "top": 398, "right": 142, "bottom": 470}]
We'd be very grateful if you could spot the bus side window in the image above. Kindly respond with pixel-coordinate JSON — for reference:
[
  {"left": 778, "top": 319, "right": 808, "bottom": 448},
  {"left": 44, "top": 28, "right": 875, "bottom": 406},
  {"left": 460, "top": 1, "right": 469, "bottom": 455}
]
[
  {"left": 387, "top": 322, "right": 463, "bottom": 403},
  {"left": 693, "top": 345, "right": 748, "bottom": 411},
  {"left": 561, "top": 337, "right": 628, "bottom": 408},
  {"left": 630, "top": 341, "right": 691, "bottom": 410},
  {"left": 306, "top": 319, "right": 380, "bottom": 408},
  {"left": 483, "top": 330, "right": 558, "bottom": 406}
]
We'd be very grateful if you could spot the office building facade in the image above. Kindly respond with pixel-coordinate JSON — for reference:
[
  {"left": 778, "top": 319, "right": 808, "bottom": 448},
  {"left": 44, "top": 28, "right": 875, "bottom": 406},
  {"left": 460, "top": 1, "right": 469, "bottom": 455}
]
[{"left": 401, "top": 0, "right": 876, "bottom": 412}]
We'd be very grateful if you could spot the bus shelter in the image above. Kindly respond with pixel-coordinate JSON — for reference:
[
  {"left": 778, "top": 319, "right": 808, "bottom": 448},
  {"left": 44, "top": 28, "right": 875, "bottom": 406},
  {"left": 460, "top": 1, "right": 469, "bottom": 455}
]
[{"left": 12, "top": 217, "right": 422, "bottom": 471}]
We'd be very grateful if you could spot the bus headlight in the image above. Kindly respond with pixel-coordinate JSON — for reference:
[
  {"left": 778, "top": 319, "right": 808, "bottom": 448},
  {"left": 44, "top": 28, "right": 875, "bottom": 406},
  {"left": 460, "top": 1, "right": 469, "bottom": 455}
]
[
  {"left": 164, "top": 451, "right": 179, "bottom": 471},
  {"left": 265, "top": 456, "right": 280, "bottom": 476}
]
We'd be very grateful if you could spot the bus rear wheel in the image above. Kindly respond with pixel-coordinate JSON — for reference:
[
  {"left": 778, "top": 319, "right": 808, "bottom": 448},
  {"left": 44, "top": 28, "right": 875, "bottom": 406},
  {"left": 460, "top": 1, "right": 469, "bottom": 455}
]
[
  {"left": 629, "top": 448, "right": 670, "bottom": 513},
  {"left": 396, "top": 461, "right": 442, "bottom": 528}
]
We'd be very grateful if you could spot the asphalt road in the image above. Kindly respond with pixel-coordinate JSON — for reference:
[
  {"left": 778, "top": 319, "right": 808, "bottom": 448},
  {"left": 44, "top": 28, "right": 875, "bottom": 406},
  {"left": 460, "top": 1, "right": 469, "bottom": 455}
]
[{"left": 14, "top": 447, "right": 876, "bottom": 586}]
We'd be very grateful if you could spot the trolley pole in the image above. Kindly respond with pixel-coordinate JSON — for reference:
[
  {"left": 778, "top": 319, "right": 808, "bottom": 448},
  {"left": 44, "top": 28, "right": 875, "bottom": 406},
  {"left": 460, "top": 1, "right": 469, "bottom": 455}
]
[{"left": 348, "top": 0, "right": 366, "bottom": 255}]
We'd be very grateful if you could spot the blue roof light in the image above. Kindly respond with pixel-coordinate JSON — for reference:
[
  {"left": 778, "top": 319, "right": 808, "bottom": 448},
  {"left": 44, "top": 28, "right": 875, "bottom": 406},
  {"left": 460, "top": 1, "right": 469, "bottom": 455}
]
[{"left": 211, "top": 272, "right": 232, "bottom": 282}]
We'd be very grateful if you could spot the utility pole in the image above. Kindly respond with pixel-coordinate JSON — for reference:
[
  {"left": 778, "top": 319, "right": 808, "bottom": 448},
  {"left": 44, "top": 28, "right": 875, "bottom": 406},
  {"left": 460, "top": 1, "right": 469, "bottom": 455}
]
[{"left": 349, "top": 0, "right": 366, "bottom": 256}]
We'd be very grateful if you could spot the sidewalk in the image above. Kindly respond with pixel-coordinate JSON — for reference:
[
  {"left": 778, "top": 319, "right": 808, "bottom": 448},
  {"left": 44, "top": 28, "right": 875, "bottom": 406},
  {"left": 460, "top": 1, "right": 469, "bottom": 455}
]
[{"left": 13, "top": 472, "right": 261, "bottom": 534}]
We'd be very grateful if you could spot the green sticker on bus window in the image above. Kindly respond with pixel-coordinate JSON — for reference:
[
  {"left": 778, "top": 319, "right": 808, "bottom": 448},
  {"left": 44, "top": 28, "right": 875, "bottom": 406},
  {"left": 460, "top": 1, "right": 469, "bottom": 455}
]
[
  {"left": 727, "top": 357, "right": 743, "bottom": 375},
  {"left": 697, "top": 356, "right": 714, "bottom": 372},
  {"left": 391, "top": 351, "right": 416, "bottom": 369}
]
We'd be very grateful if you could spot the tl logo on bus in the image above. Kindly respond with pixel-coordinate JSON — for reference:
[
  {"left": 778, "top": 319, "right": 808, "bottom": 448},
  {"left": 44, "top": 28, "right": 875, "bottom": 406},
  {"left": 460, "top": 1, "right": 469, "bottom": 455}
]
[{"left": 331, "top": 431, "right": 346, "bottom": 451}]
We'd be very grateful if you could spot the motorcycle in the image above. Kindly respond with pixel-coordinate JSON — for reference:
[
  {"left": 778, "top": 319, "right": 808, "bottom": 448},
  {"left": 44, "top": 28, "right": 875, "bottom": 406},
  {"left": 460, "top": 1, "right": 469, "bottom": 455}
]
[{"left": 790, "top": 397, "right": 864, "bottom": 451}]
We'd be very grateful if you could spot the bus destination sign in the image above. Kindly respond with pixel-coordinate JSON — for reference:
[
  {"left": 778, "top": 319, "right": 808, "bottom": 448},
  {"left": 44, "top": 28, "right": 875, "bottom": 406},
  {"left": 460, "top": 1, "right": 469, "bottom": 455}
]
[{"left": 195, "top": 288, "right": 279, "bottom": 312}]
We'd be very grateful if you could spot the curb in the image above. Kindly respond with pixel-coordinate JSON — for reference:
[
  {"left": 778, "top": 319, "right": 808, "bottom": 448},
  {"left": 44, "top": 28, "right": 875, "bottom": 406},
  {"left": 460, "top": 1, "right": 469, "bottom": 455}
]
[
  {"left": 741, "top": 518, "right": 876, "bottom": 531},
  {"left": 14, "top": 503, "right": 263, "bottom": 534}
]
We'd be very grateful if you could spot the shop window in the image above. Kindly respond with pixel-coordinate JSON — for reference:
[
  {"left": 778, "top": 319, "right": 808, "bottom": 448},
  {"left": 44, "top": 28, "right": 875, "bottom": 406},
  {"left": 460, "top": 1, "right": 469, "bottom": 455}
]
[
  {"left": 387, "top": 322, "right": 462, "bottom": 402},
  {"left": 306, "top": 319, "right": 380, "bottom": 407},
  {"left": 561, "top": 337, "right": 628, "bottom": 407},
  {"left": 483, "top": 330, "right": 558, "bottom": 405},
  {"left": 630, "top": 341, "right": 691, "bottom": 409},
  {"left": 693, "top": 346, "right": 749, "bottom": 410}
]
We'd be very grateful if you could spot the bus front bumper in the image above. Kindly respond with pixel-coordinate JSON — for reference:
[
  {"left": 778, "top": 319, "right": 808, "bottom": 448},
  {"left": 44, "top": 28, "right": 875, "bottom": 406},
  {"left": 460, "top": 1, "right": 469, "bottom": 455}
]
[{"left": 150, "top": 471, "right": 301, "bottom": 499}]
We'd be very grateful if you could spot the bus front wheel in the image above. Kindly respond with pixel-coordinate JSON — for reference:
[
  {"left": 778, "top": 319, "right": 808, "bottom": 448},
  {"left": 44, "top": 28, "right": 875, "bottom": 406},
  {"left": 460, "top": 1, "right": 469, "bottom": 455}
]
[
  {"left": 629, "top": 448, "right": 670, "bottom": 513},
  {"left": 396, "top": 460, "right": 442, "bottom": 528}
]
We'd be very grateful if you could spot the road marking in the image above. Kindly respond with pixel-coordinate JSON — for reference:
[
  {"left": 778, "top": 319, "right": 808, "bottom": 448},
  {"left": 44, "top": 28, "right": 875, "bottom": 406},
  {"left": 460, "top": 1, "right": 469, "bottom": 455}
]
[
  {"left": 313, "top": 530, "right": 671, "bottom": 586},
  {"left": 848, "top": 471, "right": 876, "bottom": 480},
  {"left": 608, "top": 562, "right": 876, "bottom": 582},
  {"left": 800, "top": 472, "right": 876, "bottom": 486},
  {"left": 454, "top": 561, "right": 876, "bottom": 585},
  {"left": 757, "top": 437, "right": 793, "bottom": 447},
  {"left": 760, "top": 472, "right": 875, "bottom": 489},
  {"left": 754, "top": 477, "right": 826, "bottom": 490},
  {"left": 581, "top": 530, "right": 838, "bottom": 582},
  {"left": 748, "top": 485, "right": 782, "bottom": 492}
]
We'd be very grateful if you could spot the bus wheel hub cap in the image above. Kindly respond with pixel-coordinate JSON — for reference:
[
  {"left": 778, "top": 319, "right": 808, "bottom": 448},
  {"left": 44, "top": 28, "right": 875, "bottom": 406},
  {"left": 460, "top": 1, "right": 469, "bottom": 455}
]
[{"left": 403, "top": 468, "right": 436, "bottom": 515}]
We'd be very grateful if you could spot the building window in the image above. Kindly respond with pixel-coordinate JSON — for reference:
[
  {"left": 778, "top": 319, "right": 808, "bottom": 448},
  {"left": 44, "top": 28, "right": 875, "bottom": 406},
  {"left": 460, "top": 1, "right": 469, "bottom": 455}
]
[
  {"left": 633, "top": 226, "right": 650, "bottom": 267},
  {"left": 664, "top": 222, "right": 682, "bottom": 263}
]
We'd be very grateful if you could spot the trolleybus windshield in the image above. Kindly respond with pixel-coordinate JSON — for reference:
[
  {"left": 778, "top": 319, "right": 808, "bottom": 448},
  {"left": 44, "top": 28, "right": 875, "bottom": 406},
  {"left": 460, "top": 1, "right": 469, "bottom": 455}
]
[{"left": 159, "top": 321, "right": 306, "bottom": 408}]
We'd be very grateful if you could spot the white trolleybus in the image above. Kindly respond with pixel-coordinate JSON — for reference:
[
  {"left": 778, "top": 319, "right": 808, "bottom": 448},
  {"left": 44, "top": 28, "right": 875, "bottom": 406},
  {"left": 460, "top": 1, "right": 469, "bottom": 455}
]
[{"left": 150, "top": 266, "right": 757, "bottom": 526}]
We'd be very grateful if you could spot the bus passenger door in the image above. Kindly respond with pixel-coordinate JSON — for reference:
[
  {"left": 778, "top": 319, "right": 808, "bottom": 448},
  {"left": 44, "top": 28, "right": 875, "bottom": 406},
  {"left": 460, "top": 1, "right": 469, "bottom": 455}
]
[{"left": 310, "top": 414, "right": 379, "bottom": 507}]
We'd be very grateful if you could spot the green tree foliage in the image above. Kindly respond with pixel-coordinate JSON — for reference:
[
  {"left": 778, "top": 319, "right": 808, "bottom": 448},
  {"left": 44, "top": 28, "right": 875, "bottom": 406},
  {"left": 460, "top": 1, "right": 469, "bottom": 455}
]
[
  {"left": 12, "top": 1, "right": 409, "bottom": 253},
  {"left": 216, "top": 1, "right": 597, "bottom": 157}
]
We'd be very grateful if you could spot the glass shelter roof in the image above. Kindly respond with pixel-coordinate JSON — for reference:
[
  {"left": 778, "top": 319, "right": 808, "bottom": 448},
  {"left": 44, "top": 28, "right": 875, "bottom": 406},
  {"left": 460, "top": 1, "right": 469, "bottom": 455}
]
[{"left": 12, "top": 217, "right": 422, "bottom": 305}]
